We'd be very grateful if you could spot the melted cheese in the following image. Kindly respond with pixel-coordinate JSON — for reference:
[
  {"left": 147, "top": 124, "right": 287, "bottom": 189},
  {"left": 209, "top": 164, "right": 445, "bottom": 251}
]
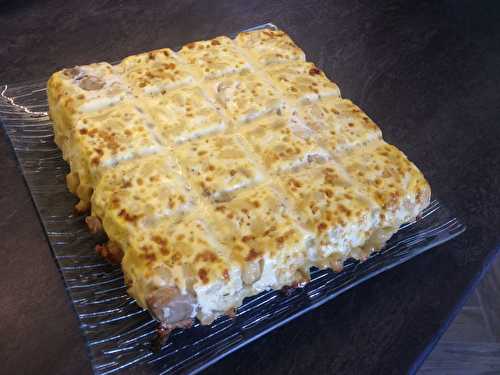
[
  {"left": 119, "top": 48, "right": 194, "bottom": 95},
  {"left": 178, "top": 36, "right": 250, "bottom": 80},
  {"left": 174, "top": 134, "right": 264, "bottom": 202},
  {"left": 235, "top": 29, "right": 306, "bottom": 66},
  {"left": 67, "top": 102, "right": 162, "bottom": 203},
  {"left": 279, "top": 164, "right": 380, "bottom": 264},
  {"left": 143, "top": 87, "right": 226, "bottom": 144},
  {"left": 297, "top": 97, "right": 382, "bottom": 154},
  {"left": 210, "top": 184, "right": 313, "bottom": 291},
  {"left": 92, "top": 154, "right": 197, "bottom": 249},
  {"left": 340, "top": 140, "right": 431, "bottom": 227},
  {"left": 242, "top": 108, "right": 329, "bottom": 173},
  {"left": 47, "top": 62, "right": 129, "bottom": 156},
  {"left": 265, "top": 61, "right": 341, "bottom": 103},
  {"left": 203, "top": 69, "right": 283, "bottom": 124},
  {"left": 122, "top": 213, "right": 239, "bottom": 311},
  {"left": 73, "top": 103, "right": 161, "bottom": 176}
]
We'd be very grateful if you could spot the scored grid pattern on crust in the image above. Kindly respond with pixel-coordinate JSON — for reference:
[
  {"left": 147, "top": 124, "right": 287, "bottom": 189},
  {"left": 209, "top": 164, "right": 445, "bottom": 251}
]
[{"left": 47, "top": 26, "right": 431, "bottom": 324}]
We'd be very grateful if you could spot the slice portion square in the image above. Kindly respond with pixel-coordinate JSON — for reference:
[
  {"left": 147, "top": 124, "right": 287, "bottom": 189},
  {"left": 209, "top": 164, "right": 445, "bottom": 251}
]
[
  {"left": 91, "top": 154, "right": 198, "bottom": 249},
  {"left": 67, "top": 102, "right": 162, "bottom": 207},
  {"left": 203, "top": 69, "right": 283, "bottom": 124},
  {"left": 210, "top": 184, "right": 313, "bottom": 292},
  {"left": 48, "top": 62, "right": 129, "bottom": 154},
  {"left": 340, "top": 140, "right": 431, "bottom": 228},
  {"left": 178, "top": 36, "right": 250, "bottom": 80},
  {"left": 122, "top": 213, "right": 243, "bottom": 325},
  {"left": 143, "top": 86, "right": 226, "bottom": 144},
  {"left": 235, "top": 29, "right": 306, "bottom": 66},
  {"left": 241, "top": 108, "right": 329, "bottom": 174},
  {"left": 279, "top": 164, "right": 380, "bottom": 267},
  {"left": 174, "top": 134, "right": 264, "bottom": 202},
  {"left": 119, "top": 48, "right": 195, "bottom": 95},
  {"left": 265, "top": 61, "right": 340, "bottom": 104},
  {"left": 297, "top": 97, "right": 382, "bottom": 154}
]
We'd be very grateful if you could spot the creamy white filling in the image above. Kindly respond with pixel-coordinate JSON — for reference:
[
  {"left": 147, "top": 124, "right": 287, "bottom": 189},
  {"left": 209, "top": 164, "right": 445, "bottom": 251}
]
[{"left": 194, "top": 267, "right": 245, "bottom": 324}]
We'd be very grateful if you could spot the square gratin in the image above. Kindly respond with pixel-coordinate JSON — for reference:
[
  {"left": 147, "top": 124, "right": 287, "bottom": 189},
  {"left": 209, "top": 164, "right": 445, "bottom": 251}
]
[{"left": 47, "top": 27, "right": 431, "bottom": 335}]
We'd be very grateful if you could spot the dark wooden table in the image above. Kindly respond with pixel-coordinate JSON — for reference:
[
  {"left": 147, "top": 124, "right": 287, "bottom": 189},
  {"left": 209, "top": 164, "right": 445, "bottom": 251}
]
[{"left": 1, "top": 1, "right": 499, "bottom": 374}]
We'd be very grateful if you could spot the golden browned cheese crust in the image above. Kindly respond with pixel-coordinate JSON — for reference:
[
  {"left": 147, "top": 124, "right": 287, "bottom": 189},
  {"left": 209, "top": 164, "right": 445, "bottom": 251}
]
[
  {"left": 67, "top": 102, "right": 162, "bottom": 204},
  {"left": 297, "top": 96, "right": 383, "bottom": 154},
  {"left": 91, "top": 154, "right": 197, "bottom": 250},
  {"left": 235, "top": 29, "right": 306, "bottom": 66},
  {"left": 119, "top": 48, "right": 195, "bottom": 95},
  {"left": 178, "top": 36, "right": 250, "bottom": 80},
  {"left": 47, "top": 27, "right": 431, "bottom": 326},
  {"left": 173, "top": 134, "right": 264, "bottom": 202},
  {"left": 142, "top": 86, "right": 226, "bottom": 144},
  {"left": 264, "top": 62, "right": 341, "bottom": 103},
  {"left": 203, "top": 69, "right": 283, "bottom": 124},
  {"left": 241, "top": 107, "right": 329, "bottom": 173}
]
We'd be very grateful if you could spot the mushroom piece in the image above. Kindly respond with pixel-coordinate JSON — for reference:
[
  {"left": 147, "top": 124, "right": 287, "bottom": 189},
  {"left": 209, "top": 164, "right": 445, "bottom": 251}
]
[
  {"left": 225, "top": 307, "right": 237, "bottom": 319},
  {"left": 85, "top": 215, "right": 103, "bottom": 234},
  {"left": 146, "top": 287, "right": 197, "bottom": 324},
  {"left": 63, "top": 67, "right": 81, "bottom": 78},
  {"left": 329, "top": 253, "right": 344, "bottom": 273},
  {"left": 74, "top": 199, "right": 90, "bottom": 214},
  {"left": 66, "top": 171, "right": 80, "bottom": 194},
  {"left": 79, "top": 75, "right": 105, "bottom": 91},
  {"left": 95, "top": 241, "right": 124, "bottom": 264},
  {"left": 241, "top": 259, "right": 263, "bottom": 286}
]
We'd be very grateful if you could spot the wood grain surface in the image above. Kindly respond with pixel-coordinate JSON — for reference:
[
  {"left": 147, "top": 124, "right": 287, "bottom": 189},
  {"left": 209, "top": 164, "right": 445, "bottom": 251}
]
[{"left": 420, "top": 255, "right": 500, "bottom": 374}]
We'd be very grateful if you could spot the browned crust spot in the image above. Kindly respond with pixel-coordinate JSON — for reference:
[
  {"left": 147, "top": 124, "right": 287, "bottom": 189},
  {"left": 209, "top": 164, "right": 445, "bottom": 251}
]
[
  {"left": 198, "top": 268, "right": 209, "bottom": 284},
  {"left": 194, "top": 250, "right": 219, "bottom": 263},
  {"left": 309, "top": 67, "right": 321, "bottom": 76},
  {"left": 245, "top": 248, "right": 260, "bottom": 261},
  {"left": 118, "top": 208, "right": 142, "bottom": 223}
]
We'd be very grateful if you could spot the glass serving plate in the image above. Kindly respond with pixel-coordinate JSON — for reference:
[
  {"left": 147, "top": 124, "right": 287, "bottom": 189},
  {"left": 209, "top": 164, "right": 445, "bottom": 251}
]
[{"left": 0, "top": 23, "right": 465, "bottom": 375}]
